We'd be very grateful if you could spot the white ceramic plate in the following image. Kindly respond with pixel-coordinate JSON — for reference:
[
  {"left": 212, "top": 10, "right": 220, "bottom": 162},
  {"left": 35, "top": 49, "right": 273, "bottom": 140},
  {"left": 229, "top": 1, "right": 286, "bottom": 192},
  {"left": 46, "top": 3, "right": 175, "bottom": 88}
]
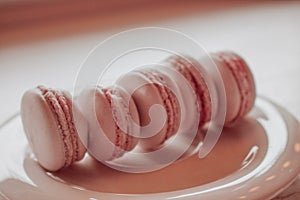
[{"left": 0, "top": 97, "right": 300, "bottom": 200}]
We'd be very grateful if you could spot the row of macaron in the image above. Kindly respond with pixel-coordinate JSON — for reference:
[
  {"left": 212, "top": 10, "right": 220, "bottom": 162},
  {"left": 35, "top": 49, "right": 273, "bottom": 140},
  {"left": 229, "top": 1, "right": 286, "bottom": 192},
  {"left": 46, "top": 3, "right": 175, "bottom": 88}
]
[{"left": 21, "top": 51, "right": 256, "bottom": 171}]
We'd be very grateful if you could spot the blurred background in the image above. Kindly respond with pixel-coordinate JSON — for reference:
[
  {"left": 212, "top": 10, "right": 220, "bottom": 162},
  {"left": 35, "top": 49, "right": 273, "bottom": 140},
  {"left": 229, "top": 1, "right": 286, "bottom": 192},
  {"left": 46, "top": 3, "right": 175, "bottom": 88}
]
[
  {"left": 0, "top": 0, "right": 300, "bottom": 124},
  {"left": 0, "top": 0, "right": 272, "bottom": 45}
]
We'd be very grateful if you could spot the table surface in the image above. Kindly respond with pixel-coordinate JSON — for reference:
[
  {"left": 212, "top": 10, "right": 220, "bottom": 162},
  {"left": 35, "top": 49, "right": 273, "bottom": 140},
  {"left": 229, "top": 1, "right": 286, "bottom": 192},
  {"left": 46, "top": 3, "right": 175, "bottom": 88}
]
[{"left": 0, "top": 0, "right": 299, "bottom": 124}]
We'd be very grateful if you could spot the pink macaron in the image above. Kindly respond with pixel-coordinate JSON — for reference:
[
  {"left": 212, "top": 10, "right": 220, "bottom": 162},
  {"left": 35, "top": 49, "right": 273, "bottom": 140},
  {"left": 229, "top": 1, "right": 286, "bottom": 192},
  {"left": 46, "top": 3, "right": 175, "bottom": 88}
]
[
  {"left": 117, "top": 51, "right": 256, "bottom": 150},
  {"left": 165, "top": 51, "right": 256, "bottom": 126},
  {"left": 117, "top": 68, "right": 181, "bottom": 151},
  {"left": 21, "top": 86, "right": 88, "bottom": 171},
  {"left": 118, "top": 52, "right": 256, "bottom": 150},
  {"left": 20, "top": 50, "right": 256, "bottom": 169},
  {"left": 211, "top": 51, "right": 256, "bottom": 125},
  {"left": 77, "top": 85, "right": 140, "bottom": 161},
  {"left": 164, "top": 55, "right": 211, "bottom": 127}
]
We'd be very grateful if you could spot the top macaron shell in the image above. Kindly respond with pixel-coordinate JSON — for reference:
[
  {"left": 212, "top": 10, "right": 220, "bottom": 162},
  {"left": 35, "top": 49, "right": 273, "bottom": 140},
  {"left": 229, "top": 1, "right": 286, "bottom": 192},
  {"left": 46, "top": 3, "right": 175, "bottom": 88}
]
[{"left": 21, "top": 87, "right": 87, "bottom": 171}]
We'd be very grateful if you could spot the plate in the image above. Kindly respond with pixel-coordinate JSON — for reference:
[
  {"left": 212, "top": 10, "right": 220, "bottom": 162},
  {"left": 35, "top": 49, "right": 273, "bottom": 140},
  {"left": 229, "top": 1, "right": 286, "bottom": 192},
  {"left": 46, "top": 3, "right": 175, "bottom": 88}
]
[{"left": 0, "top": 97, "right": 300, "bottom": 200}]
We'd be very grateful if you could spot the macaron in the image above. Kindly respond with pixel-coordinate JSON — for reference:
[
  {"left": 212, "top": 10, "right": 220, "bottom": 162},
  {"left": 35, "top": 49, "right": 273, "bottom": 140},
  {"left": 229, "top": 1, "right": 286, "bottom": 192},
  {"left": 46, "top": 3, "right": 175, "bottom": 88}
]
[
  {"left": 165, "top": 51, "right": 256, "bottom": 126},
  {"left": 211, "top": 51, "right": 256, "bottom": 125},
  {"left": 118, "top": 68, "right": 181, "bottom": 151},
  {"left": 21, "top": 51, "right": 256, "bottom": 168},
  {"left": 164, "top": 55, "right": 211, "bottom": 127},
  {"left": 21, "top": 86, "right": 87, "bottom": 172},
  {"left": 77, "top": 86, "right": 140, "bottom": 161}
]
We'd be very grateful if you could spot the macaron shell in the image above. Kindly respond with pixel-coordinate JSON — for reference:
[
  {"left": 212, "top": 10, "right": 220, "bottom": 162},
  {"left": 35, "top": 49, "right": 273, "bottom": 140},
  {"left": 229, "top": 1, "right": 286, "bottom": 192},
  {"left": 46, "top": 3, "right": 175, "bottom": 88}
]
[
  {"left": 77, "top": 86, "right": 140, "bottom": 161},
  {"left": 212, "top": 52, "right": 256, "bottom": 125},
  {"left": 21, "top": 89, "right": 66, "bottom": 171},
  {"left": 154, "top": 65, "right": 200, "bottom": 140},
  {"left": 221, "top": 52, "right": 256, "bottom": 117},
  {"left": 78, "top": 87, "right": 118, "bottom": 161},
  {"left": 104, "top": 87, "right": 140, "bottom": 152},
  {"left": 118, "top": 71, "right": 169, "bottom": 150},
  {"left": 211, "top": 54, "right": 241, "bottom": 125},
  {"left": 185, "top": 60, "right": 212, "bottom": 125},
  {"left": 165, "top": 55, "right": 212, "bottom": 126},
  {"left": 146, "top": 68, "right": 181, "bottom": 141}
]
